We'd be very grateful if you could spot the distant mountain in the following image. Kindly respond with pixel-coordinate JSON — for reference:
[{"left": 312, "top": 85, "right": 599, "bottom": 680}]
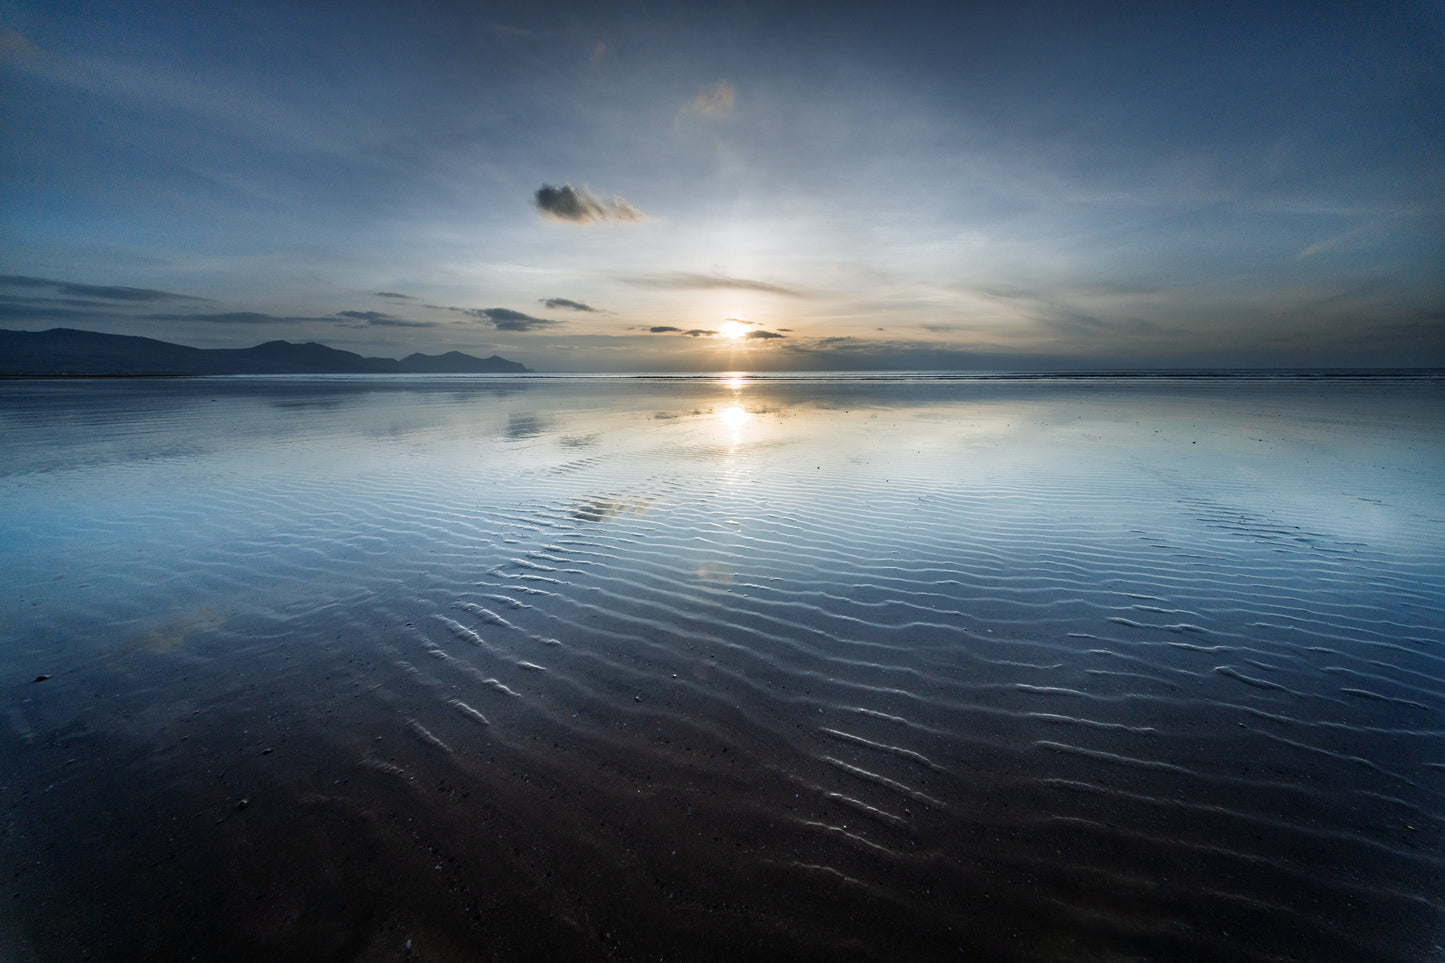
[{"left": 0, "top": 328, "right": 532, "bottom": 376}]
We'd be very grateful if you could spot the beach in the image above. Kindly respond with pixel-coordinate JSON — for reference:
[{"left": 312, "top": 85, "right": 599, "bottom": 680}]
[{"left": 2, "top": 374, "right": 1442, "bottom": 961}]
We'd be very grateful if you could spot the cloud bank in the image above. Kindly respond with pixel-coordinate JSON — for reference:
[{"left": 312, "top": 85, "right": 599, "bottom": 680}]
[
  {"left": 337, "top": 310, "right": 435, "bottom": 328},
  {"left": 146, "top": 311, "right": 335, "bottom": 324},
  {"left": 649, "top": 326, "right": 717, "bottom": 337},
  {"left": 466, "top": 307, "right": 562, "bottom": 331},
  {"left": 534, "top": 183, "right": 646, "bottom": 225},
  {"left": 1, "top": 274, "right": 210, "bottom": 303},
  {"left": 541, "top": 298, "right": 599, "bottom": 312}
]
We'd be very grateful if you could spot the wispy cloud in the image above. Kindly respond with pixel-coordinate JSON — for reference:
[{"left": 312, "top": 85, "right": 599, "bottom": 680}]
[
  {"left": 648, "top": 326, "right": 717, "bottom": 337},
  {"left": 374, "top": 291, "right": 415, "bottom": 301},
  {"left": 541, "top": 297, "right": 600, "bottom": 312},
  {"left": 1296, "top": 224, "right": 1373, "bottom": 262},
  {"left": 146, "top": 311, "right": 335, "bottom": 324},
  {"left": 0, "top": 274, "right": 211, "bottom": 303},
  {"left": 534, "top": 183, "right": 647, "bottom": 225},
  {"left": 466, "top": 307, "right": 562, "bottom": 331},
  {"left": 625, "top": 271, "right": 804, "bottom": 297},
  {"left": 0, "top": 299, "right": 116, "bottom": 322},
  {"left": 690, "top": 80, "right": 735, "bottom": 116},
  {"left": 337, "top": 310, "right": 435, "bottom": 328},
  {"left": 745, "top": 329, "right": 785, "bottom": 339}
]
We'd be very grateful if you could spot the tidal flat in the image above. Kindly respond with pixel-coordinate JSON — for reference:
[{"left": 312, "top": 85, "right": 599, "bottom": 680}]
[{"left": 1, "top": 374, "right": 1442, "bottom": 961}]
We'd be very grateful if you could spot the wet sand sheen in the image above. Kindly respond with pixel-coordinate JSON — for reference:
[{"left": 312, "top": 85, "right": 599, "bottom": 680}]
[{"left": 1, "top": 375, "right": 1442, "bottom": 961}]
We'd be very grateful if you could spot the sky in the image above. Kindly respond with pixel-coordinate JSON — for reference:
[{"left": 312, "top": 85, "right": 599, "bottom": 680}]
[{"left": 2, "top": 0, "right": 1442, "bottom": 371}]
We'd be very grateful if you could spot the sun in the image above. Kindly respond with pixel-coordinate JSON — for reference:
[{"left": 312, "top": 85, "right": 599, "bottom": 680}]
[{"left": 718, "top": 319, "right": 748, "bottom": 340}]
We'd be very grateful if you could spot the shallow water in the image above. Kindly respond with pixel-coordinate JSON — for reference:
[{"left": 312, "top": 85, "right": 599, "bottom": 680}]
[{"left": 2, "top": 374, "right": 1442, "bottom": 961}]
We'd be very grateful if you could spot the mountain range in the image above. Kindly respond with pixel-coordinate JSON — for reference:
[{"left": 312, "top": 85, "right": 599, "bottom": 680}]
[{"left": 0, "top": 328, "right": 532, "bottom": 376}]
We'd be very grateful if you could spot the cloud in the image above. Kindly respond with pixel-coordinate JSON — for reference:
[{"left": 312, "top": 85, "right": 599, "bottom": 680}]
[
  {"left": 542, "top": 298, "right": 599, "bottom": 312},
  {"left": 0, "top": 294, "right": 340, "bottom": 329},
  {"left": 337, "top": 310, "right": 435, "bottom": 328},
  {"left": 466, "top": 307, "right": 562, "bottom": 331},
  {"left": 534, "top": 183, "right": 646, "bottom": 224},
  {"left": 625, "top": 272, "right": 804, "bottom": 298},
  {"left": 648, "top": 326, "right": 716, "bottom": 337},
  {"left": 0, "top": 274, "right": 210, "bottom": 303},
  {"left": 1296, "top": 224, "right": 1372, "bottom": 262},
  {"left": 690, "top": 80, "right": 735, "bottom": 116},
  {"left": 745, "top": 329, "right": 785, "bottom": 339},
  {"left": 374, "top": 291, "right": 415, "bottom": 301},
  {"left": 146, "top": 311, "right": 335, "bottom": 324},
  {"left": 0, "top": 299, "right": 115, "bottom": 322}
]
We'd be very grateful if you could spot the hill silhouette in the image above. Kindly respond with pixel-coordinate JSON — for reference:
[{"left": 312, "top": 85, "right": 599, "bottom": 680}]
[{"left": 0, "top": 328, "right": 532, "bottom": 376}]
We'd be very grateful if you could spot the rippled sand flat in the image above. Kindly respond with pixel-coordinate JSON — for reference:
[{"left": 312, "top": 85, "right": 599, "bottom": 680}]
[{"left": 2, "top": 374, "right": 1442, "bottom": 961}]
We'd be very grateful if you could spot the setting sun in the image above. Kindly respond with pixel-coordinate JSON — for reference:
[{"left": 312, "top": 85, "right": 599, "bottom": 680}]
[{"left": 718, "top": 319, "right": 748, "bottom": 340}]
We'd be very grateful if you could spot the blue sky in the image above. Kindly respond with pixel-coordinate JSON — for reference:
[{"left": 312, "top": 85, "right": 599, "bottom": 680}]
[{"left": 2, "top": 0, "right": 1442, "bottom": 370}]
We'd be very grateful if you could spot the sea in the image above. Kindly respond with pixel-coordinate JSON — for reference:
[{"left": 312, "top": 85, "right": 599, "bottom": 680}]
[{"left": 1, "top": 373, "right": 1442, "bottom": 961}]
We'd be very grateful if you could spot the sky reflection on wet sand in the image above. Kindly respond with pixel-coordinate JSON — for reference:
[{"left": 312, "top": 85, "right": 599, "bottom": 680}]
[{"left": 1, "top": 374, "right": 1442, "bottom": 961}]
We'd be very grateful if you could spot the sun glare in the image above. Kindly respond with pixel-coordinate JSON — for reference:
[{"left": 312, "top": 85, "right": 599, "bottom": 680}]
[
  {"left": 719, "top": 404, "right": 750, "bottom": 429},
  {"left": 718, "top": 319, "right": 748, "bottom": 340}
]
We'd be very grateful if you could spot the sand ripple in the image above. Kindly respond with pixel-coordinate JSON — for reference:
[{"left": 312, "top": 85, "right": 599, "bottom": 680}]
[{"left": 2, "top": 375, "right": 1442, "bottom": 961}]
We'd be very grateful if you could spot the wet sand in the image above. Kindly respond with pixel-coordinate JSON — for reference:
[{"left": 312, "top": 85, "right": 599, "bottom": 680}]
[{"left": 2, "top": 375, "right": 1443, "bottom": 961}]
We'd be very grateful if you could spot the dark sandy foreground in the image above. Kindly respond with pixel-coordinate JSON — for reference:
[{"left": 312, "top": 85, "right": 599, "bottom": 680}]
[{"left": 3, "top": 375, "right": 1443, "bottom": 961}]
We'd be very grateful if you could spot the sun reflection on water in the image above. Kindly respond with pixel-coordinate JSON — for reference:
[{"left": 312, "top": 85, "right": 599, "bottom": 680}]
[{"left": 719, "top": 404, "right": 750, "bottom": 430}]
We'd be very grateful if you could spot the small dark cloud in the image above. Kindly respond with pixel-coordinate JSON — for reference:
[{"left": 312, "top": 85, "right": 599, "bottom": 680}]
[
  {"left": 337, "top": 310, "right": 435, "bottom": 328},
  {"left": 542, "top": 298, "right": 600, "bottom": 312},
  {"left": 648, "top": 325, "right": 716, "bottom": 337},
  {"left": 365, "top": 317, "right": 437, "bottom": 328},
  {"left": 745, "top": 329, "right": 785, "bottom": 339},
  {"left": 147, "top": 311, "right": 334, "bottom": 324},
  {"left": 374, "top": 291, "right": 415, "bottom": 301},
  {"left": 467, "top": 307, "right": 562, "bottom": 332},
  {"left": 534, "top": 183, "right": 646, "bottom": 225},
  {"left": 625, "top": 272, "right": 803, "bottom": 298},
  {"left": 0, "top": 274, "right": 210, "bottom": 303}
]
